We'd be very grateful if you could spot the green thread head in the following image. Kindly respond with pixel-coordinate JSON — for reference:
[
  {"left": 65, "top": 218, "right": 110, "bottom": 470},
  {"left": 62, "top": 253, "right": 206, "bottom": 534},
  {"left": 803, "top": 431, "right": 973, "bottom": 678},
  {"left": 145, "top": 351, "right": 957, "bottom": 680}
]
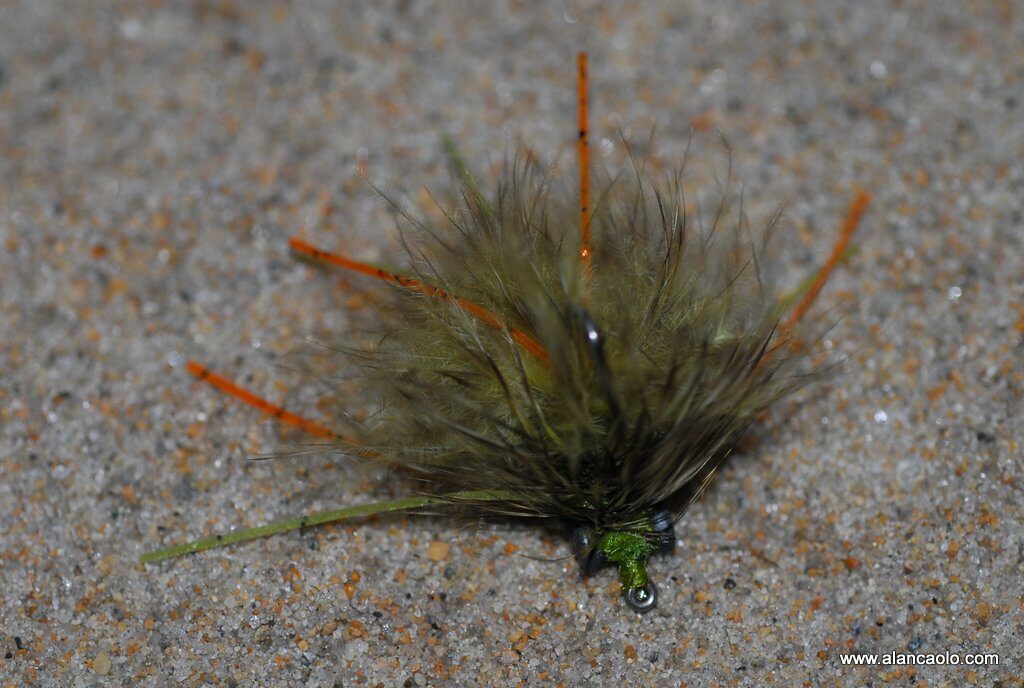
[{"left": 596, "top": 530, "right": 656, "bottom": 590}]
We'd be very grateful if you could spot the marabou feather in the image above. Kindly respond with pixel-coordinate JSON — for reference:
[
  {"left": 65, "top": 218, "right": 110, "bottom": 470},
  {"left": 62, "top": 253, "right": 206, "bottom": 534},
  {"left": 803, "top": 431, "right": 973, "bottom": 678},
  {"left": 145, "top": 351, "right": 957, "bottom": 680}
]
[{"left": 343, "top": 151, "right": 819, "bottom": 541}]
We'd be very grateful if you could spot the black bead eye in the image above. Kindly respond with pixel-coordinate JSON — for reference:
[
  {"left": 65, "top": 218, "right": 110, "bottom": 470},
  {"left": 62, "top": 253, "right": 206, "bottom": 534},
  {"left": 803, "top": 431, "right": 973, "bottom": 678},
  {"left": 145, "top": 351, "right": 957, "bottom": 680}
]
[
  {"left": 649, "top": 508, "right": 675, "bottom": 552},
  {"left": 571, "top": 526, "right": 591, "bottom": 555},
  {"left": 571, "top": 526, "right": 609, "bottom": 576},
  {"left": 650, "top": 509, "right": 673, "bottom": 533},
  {"left": 625, "top": 582, "right": 658, "bottom": 613}
]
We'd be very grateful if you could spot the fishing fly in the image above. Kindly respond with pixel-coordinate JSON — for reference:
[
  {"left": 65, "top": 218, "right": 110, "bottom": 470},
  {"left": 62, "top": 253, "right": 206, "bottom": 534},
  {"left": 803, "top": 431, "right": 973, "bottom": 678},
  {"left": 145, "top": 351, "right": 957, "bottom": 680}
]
[{"left": 143, "top": 53, "right": 870, "bottom": 613}]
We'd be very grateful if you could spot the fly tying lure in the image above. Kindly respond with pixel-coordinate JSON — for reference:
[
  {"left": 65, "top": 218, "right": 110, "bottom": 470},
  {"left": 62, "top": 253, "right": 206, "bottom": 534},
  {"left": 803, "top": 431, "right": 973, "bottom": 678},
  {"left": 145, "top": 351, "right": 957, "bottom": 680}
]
[{"left": 143, "top": 53, "right": 870, "bottom": 613}]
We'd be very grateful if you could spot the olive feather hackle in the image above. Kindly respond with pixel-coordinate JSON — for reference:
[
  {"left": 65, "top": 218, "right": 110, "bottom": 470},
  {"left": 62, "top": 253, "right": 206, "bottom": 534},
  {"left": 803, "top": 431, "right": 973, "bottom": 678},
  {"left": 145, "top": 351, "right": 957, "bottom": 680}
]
[{"left": 342, "top": 150, "right": 818, "bottom": 542}]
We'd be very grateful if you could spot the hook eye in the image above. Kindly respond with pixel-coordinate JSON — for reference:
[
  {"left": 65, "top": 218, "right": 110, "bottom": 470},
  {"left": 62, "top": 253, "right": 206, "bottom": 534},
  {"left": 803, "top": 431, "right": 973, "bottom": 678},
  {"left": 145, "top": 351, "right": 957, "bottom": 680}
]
[{"left": 625, "top": 582, "right": 658, "bottom": 613}]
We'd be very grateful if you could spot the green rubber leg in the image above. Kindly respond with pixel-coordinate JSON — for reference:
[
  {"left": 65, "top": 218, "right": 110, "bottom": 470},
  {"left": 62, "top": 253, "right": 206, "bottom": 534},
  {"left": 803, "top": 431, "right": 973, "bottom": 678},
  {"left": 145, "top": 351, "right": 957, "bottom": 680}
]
[{"left": 141, "top": 490, "right": 513, "bottom": 564}]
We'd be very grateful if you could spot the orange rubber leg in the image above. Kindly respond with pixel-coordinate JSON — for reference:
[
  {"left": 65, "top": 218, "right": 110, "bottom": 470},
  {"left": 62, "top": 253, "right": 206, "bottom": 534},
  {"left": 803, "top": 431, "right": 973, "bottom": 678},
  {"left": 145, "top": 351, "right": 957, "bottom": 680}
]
[
  {"left": 577, "top": 51, "right": 591, "bottom": 270},
  {"left": 288, "top": 238, "right": 550, "bottom": 363},
  {"left": 782, "top": 188, "right": 872, "bottom": 331},
  {"left": 187, "top": 361, "right": 337, "bottom": 440},
  {"left": 767, "top": 188, "right": 872, "bottom": 357}
]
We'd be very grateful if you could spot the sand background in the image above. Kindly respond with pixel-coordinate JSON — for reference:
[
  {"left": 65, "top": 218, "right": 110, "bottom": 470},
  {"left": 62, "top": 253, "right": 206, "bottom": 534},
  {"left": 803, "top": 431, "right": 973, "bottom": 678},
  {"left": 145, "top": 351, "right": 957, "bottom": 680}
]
[{"left": 1, "top": 1, "right": 1021, "bottom": 686}]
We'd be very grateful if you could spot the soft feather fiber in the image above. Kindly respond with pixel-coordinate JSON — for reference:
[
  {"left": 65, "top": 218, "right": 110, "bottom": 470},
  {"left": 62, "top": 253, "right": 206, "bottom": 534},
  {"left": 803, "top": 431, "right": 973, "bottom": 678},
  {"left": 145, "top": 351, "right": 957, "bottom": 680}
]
[{"left": 348, "top": 154, "right": 817, "bottom": 543}]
